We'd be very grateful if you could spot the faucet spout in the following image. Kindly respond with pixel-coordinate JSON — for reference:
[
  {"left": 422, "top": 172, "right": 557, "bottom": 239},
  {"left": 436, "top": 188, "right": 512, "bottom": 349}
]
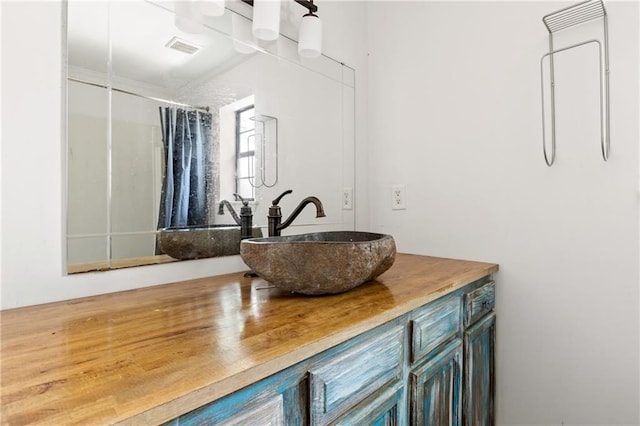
[
  {"left": 268, "top": 192, "right": 326, "bottom": 237},
  {"left": 218, "top": 200, "right": 241, "bottom": 225},
  {"left": 280, "top": 196, "right": 326, "bottom": 230}
]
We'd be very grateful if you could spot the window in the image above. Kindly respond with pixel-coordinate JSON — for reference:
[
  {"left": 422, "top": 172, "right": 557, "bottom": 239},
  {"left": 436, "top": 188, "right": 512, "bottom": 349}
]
[{"left": 235, "top": 105, "right": 256, "bottom": 200}]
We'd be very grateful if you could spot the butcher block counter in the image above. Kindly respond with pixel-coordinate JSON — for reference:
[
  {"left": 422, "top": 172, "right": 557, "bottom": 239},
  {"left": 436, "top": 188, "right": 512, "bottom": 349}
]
[{"left": 0, "top": 254, "right": 498, "bottom": 425}]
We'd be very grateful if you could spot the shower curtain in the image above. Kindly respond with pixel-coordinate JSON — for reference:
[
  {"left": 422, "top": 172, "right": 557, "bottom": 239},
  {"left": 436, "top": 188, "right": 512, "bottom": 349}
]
[{"left": 157, "top": 107, "right": 212, "bottom": 231}]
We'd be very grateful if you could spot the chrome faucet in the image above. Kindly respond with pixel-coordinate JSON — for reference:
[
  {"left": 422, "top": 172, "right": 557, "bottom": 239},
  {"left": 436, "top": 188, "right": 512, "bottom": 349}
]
[
  {"left": 218, "top": 194, "right": 254, "bottom": 239},
  {"left": 268, "top": 190, "right": 325, "bottom": 237}
]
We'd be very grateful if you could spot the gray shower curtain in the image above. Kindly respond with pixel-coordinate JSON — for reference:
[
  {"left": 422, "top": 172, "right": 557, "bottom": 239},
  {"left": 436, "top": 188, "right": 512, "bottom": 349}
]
[{"left": 157, "top": 107, "right": 212, "bottom": 231}]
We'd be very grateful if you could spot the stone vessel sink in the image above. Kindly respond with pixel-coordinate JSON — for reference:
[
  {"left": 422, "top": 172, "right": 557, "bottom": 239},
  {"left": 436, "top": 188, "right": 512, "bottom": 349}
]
[
  {"left": 159, "top": 225, "right": 263, "bottom": 260},
  {"left": 240, "top": 231, "right": 396, "bottom": 295}
]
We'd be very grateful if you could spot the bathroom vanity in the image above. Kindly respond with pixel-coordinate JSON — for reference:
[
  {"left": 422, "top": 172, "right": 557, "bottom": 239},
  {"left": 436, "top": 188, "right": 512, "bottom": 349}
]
[{"left": 0, "top": 254, "right": 498, "bottom": 425}]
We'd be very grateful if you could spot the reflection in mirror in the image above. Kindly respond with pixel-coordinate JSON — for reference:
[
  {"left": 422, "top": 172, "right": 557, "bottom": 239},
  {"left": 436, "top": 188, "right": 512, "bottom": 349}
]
[{"left": 66, "top": 0, "right": 355, "bottom": 273}]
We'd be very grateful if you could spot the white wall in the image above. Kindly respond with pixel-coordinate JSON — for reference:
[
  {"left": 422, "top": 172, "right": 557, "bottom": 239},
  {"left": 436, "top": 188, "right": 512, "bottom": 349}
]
[
  {"left": 2, "top": 0, "right": 637, "bottom": 423},
  {"left": 367, "top": 1, "right": 639, "bottom": 425},
  {"left": 0, "top": 1, "right": 368, "bottom": 309}
]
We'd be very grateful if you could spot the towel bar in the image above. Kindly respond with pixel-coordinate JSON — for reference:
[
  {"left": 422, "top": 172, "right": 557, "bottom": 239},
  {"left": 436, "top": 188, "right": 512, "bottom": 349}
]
[{"left": 541, "top": 0, "right": 610, "bottom": 166}]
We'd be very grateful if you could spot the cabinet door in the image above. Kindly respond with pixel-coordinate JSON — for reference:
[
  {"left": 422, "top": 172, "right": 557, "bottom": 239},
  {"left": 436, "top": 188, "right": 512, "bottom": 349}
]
[
  {"left": 463, "top": 312, "right": 495, "bottom": 426},
  {"left": 409, "top": 339, "right": 462, "bottom": 426}
]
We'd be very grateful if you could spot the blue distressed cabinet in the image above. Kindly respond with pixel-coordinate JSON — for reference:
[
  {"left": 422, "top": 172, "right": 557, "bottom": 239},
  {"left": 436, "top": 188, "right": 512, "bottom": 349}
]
[
  {"left": 463, "top": 282, "right": 496, "bottom": 426},
  {"left": 166, "top": 277, "right": 496, "bottom": 425}
]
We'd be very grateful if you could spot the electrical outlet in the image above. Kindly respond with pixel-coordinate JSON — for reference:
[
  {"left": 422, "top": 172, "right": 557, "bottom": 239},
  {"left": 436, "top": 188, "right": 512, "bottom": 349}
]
[
  {"left": 392, "top": 185, "right": 406, "bottom": 210},
  {"left": 342, "top": 187, "right": 353, "bottom": 210}
]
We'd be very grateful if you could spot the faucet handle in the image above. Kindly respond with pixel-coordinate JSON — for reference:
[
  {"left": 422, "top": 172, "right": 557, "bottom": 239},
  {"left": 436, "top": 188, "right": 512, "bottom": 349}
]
[
  {"left": 217, "top": 200, "right": 226, "bottom": 215},
  {"left": 272, "top": 189, "right": 293, "bottom": 206}
]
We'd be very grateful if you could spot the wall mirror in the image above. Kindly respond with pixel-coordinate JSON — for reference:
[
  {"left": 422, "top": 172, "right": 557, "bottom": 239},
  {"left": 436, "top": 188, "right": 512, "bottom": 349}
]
[{"left": 66, "top": 0, "right": 355, "bottom": 273}]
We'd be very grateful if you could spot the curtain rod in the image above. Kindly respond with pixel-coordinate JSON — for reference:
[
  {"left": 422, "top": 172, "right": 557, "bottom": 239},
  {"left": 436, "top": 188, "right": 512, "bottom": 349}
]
[{"left": 68, "top": 77, "right": 211, "bottom": 113}]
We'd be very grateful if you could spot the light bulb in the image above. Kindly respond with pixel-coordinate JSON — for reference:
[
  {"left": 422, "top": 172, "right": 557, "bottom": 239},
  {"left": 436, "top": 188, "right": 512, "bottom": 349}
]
[
  {"left": 298, "top": 13, "right": 322, "bottom": 58},
  {"left": 175, "top": 0, "right": 202, "bottom": 34},
  {"left": 252, "top": 0, "right": 281, "bottom": 41},
  {"left": 232, "top": 13, "right": 257, "bottom": 54},
  {"left": 197, "top": 0, "right": 225, "bottom": 17}
]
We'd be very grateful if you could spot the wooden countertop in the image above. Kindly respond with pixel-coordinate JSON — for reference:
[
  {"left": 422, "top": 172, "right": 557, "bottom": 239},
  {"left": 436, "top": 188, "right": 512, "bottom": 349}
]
[{"left": 0, "top": 254, "right": 498, "bottom": 425}]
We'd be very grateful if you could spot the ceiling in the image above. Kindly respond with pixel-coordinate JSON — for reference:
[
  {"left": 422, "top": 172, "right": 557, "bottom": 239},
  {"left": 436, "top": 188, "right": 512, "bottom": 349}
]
[{"left": 67, "top": 0, "right": 246, "bottom": 93}]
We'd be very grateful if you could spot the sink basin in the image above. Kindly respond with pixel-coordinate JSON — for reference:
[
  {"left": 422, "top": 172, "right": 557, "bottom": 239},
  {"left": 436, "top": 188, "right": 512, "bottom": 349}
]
[
  {"left": 240, "top": 231, "right": 396, "bottom": 295},
  {"left": 158, "top": 225, "right": 263, "bottom": 260}
]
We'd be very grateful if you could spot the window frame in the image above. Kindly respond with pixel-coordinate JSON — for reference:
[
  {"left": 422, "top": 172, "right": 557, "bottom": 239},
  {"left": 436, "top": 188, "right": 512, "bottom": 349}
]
[{"left": 235, "top": 105, "right": 256, "bottom": 201}]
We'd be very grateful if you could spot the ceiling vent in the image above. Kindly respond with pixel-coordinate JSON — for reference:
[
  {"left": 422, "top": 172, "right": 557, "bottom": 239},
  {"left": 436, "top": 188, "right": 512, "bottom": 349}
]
[{"left": 165, "top": 36, "right": 201, "bottom": 55}]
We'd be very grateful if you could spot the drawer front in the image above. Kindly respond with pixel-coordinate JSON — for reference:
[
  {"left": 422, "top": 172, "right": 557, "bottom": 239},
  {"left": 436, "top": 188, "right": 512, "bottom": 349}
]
[
  {"left": 176, "top": 393, "right": 284, "bottom": 426},
  {"left": 332, "top": 381, "right": 404, "bottom": 426},
  {"left": 217, "top": 394, "right": 284, "bottom": 426},
  {"left": 464, "top": 281, "right": 495, "bottom": 327},
  {"left": 411, "top": 295, "right": 461, "bottom": 362},
  {"left": 309, "top": 326, "right": 404, "bottom": 425}
]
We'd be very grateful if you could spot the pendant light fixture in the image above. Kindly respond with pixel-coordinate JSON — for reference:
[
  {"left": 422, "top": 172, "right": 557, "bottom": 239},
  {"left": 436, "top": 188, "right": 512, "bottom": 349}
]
[
  {"left": 298, "top": 9, "right": 321, "bottom": 58},
  {"left": 252, "top": 0, "right": 281, "bottom": 41},
  {"left": 173, "top": 0, "right": 323, "bottom": 58},
  {"left": 196, "top": 0, "right": 226, "bottom": 17}
]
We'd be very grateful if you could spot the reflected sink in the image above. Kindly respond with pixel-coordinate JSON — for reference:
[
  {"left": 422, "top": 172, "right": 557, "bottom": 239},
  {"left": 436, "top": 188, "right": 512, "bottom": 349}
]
[
  {"left": 159, "top": 225, "right": 263, "bottom": 260},
  {"left": 240, "top": 231, "right": 396, "bottom": 295}
]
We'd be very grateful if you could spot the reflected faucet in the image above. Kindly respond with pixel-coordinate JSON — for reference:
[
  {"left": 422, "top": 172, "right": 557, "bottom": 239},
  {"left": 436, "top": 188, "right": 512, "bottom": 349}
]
[
  {"left": 268, "top": 190, "right": 326, "bottom": 237},
  {"left": 218, "top": 194, "right": 254, "bottom": 239},
  {"left": 218, "top": 200, "right": 241, "bottom": 224}
]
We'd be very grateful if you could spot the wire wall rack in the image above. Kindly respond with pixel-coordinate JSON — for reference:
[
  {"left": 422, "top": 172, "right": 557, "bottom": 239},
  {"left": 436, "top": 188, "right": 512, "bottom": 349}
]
[{"left": 540, "top": 0, "right": 610, "bottom": 167}]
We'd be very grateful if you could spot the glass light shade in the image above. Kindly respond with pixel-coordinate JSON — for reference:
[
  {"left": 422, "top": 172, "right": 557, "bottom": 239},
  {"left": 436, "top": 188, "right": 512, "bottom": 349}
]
[
  {"left": 298, "top": 13, "right": 322, "bottom": 58},
  {"left": 252, "top": 0, "right": 281, "bottom": 41},
  {"left": 232, "top": 13, "right": 257, "bottom": 54},
  {"left": 196, "top": 0, "right": 225, "bottom": 17},
  {"left": 175, "top": 1, "right": 202, "bottom": 34}
]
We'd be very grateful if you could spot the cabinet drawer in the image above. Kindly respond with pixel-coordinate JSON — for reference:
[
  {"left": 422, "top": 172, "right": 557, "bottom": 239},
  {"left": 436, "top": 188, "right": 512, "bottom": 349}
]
[
  {"left": 332, "top": 382, "right": 404, "bottom": 426},
  {"left": 463, "top": 281, "right": 495, "bottom": 327},
  {"left": 217, "top": 394, "right": 284, "bottom": 426},
  {"left": 309, "top": 326, "right": 404, "bottom": 425},
  {"left": 410, "top": 295, "right": 461, "bottom": 362},
  {"left": 175, "top": 393, "right": 285, "bottom": 426}
]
